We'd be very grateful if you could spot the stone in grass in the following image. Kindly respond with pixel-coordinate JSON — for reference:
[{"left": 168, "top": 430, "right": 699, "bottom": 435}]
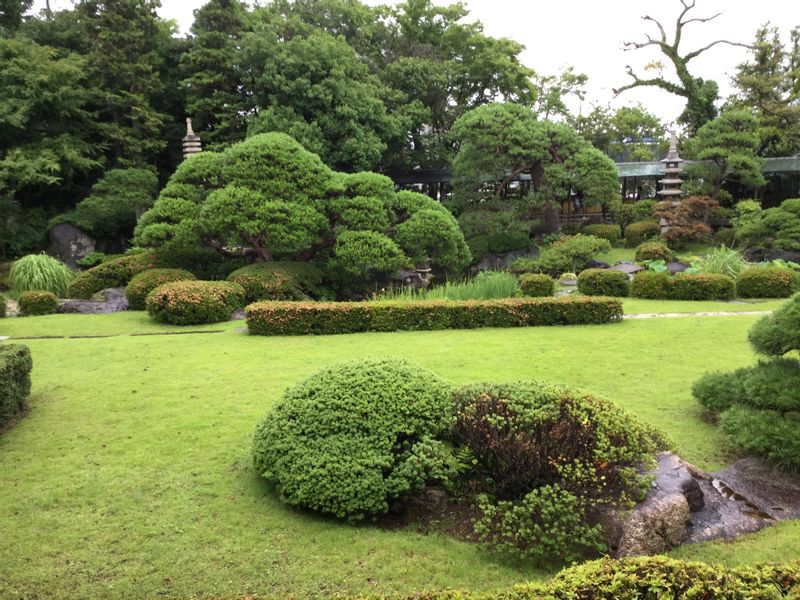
[{"left": 60, "top": 287, "right": 128, "bottom": 314}]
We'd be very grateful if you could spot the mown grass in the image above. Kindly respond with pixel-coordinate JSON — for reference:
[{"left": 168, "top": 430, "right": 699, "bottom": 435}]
[{"left": 1, "top": 311, "right": 798, "bottom": 598}]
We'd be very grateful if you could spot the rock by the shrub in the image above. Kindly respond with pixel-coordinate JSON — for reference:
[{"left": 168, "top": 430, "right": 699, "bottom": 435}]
[
  {"left": 473, "top": 246, "right": 538, "bottom": 273},
  {"left": 609, "top": 262, "right": 645, "bottom": 275},
  {"left": 585, "top": 259, "right": 610, "bottom": 269},
  {"left": 48, "top": 223, "right": 96, "bottom": 269},
  {"left": 617, "top": 492, "right": 690, "bottom": 557},
  {"left": 743, "top": 248, "right": 800, "bottom": 264},
  {"left": 666, "top": 261, "right": 689, "bottom": 274},
  {"left": 60, "top": 287, "right": 128, "bottom": 314}
]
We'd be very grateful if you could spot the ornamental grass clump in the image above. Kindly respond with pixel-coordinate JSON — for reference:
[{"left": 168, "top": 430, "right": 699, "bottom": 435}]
[
  {"left": 10, "top": 253, "right": 73, "bottom": 297},
  {"left": 252, "top": 358, "right": 453, "bottom": 520},
  {"left": 146, "top": 280, "right": 244, "bottom": 325}
]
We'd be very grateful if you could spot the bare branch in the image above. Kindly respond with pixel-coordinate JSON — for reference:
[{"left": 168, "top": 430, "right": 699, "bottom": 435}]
[
  {"left": 683, "top": 12, "right": 722, "bottom": 26},
  {"left": 643, "top": 15, "right": 667, "bottom": 43},
  {"left": 684, "top": 39, "right": 754, "bottom": 62},
  {"left": 613, "top": 66, "right": 687, "bottom": 98}
]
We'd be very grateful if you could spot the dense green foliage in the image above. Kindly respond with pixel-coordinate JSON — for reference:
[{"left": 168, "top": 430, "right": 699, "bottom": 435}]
[
  {"left": 247, "top": 297, "right": 623, "bottom": 336},
  {"left": 577, "top": 269, "right": 630, "bottom": 297},
  {"left": 67, "top": 253, "right": 154, "bottom": 299},
  {"left": 624, "top": 221, "right": 660, "bottom": 247},
  {"left": 145, "top": 280, "right": 244, "bottom": 325},
  {"left": 518, "top": 273, "right": 554, "bottom": 297},
  {"left": 580, "top": 224, "right": 621, "bottom": 243},
  {"left": 630, "top": 271, "right": 672, "bottom": 300},
  {"left": 691, "top": 246, "right": 747, "bottom": 278},
  {"left": 9, "top": 253, "right": 73, "bottom": 297},
  {"left": 124, "top": 268, "right": 196, "bottom": 310},
  {"left": 0, "top": 344, "right": 32, "bottom": 426},
  {"left": 635, "top": 241, "right": 674, "bottom": 262},
  {"left": 451, "top": 382, "right": 660, "bottom": 562},
  {"left": 575, "top": 105, "right": 666, "bottom": 161},
  {"left": 227, "top": 261, "right": 323, "bottom": 303},
  {"left": 252, "top": 358, "right": 452, "bottom": 520},
  {"left": 748, "top": 293, "right": 800, "bottom": 356},
  {"left": 737, "top": 267, "right": 800, "bottom": 298},
  {"left": 458, "top": 208, "right": 535, "bottom": 257},
  {"left": 380, "top": 271, "right": 520, "bottom": 302},
  {"left": 533, "top": 235, "right": 612, "bottom": 275},
  {"left": 0, "top": 294, "right": 5, "bottom": 317},
  {"left": 18, "top": 290, "right": 59, "bottom": 316},
  {"left": 629, "top": 272, "right": 735, "bottom": 300},
  {"left": 737, "top": 199, "right": 800, "bottom": 251}
]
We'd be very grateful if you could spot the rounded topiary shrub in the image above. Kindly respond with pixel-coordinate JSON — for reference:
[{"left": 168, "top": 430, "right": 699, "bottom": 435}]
[
  {"left": 630, "top": 271, "right": 672, "bottom": 299},
  {"left": 670, "top": 273, "right": 735, "bottom": 301},
  {"left": 748, "top": 293, "right": 800, "bottom": 356},
  {"left": 577, "top": 268, "right": 629, "bottom": 297},
  {"left": 624, "top": 221, "right": 661, "bottom": 247},
  {"left": 125, "top": 268, "right": 196, "bottom": 310},
  {"left": 252, "top": 358, "right": 453, "bottom": 520},
  {"left": 736, "top": 267, "right": 799, "bottom": 298},
  {"left": 518, "top": 273, "right": 554, "bottom": 297},
  {"left": 451, "top": 382, "right": 662, "bottom": 562},
  {"left": 635, "top": 241, "right": 674, "bottom": 262},
  {"left": 68, "top": 253, "right": 154, "bottom": 299},
  {"left": 18, "top": 291, "right": 59, "bottom": 316},
  {"left": 581, "top": 224, "right": 621, "bottom": 243},
  {"left": 146, "top": 280, "right": 245, "bottom": 325},
  {"left": 226, "top": 261, "right": 323, "bottom": 303}
]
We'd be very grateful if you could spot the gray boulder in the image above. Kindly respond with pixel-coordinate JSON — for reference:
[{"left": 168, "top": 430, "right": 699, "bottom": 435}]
[
  {"left": 48, "top": 223, "right": 96, "bottom": 269},
  {"left": 617, "top": 492, "right": 690, "bottom": 557},
  {"left": 60, "top": 287, "right": 128, "bottom": 314}
]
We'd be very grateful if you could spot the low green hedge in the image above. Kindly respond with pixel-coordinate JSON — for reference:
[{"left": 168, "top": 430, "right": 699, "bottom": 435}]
[
  {"left": 624, "top": 221, "right": 660, "bottom": 247},
  {"left": 146, "top": 280, "right": 245, "bottom": 325},
  {"left": 630, "top": 271, "right": 735, "bottom": 300},
  {"left": 577, "top": 269, "right": 629, "bottom": 297},
  {"left": 581, "top": 224, "right": 620, "bottom": 243},
  {"left": 125, "top": 268, "right": 196, "bottom": 310},
  {"left": 737, "top": 267, "right": 800, "bottom": 298},
  {"left": 247, "top": 297, "right": 623, "bottom": 336},
  {"left": 1, "top": 344, "right": 33, "bottom": 427},
  {"left": 226, "top": 261, "right": 323, "bottom": 303},
  {"left": 630, "top": 271, "right": 672, "bottom": 299},
  {"left": 18, "top": 291, "right": 59, "bottom": 316},
  {"left": 518, "top": 273, "right": 554, "bottom": 297},
  {"left": 635, "top": 241, "right": 674, "bottom": 262}
]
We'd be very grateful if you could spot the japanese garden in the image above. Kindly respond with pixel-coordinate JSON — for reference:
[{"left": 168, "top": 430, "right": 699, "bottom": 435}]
[{"left": 2, "top": 0, "right": 800, "bottom": 597}]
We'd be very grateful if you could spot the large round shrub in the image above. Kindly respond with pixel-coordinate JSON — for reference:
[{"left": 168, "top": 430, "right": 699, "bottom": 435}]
[
  {"left": 18, "top": 291, "right": 59, "bottom": 316},
  {"left": 518, "top": 273, "right": 554, "bottom": 297},
  {"left": 630, "top": 271, "right": 672, "bottom": 299},
  {"left": 577, "top": 268, "right": 629, "bottom": 297},
  {"left": 635, "top": 241, "right": 674, "bottom": 262},
  {"left": 624, "top": 221, "right": 660, "bottom": 247},
  {"left": 252, "top": 358, "right": 453, "bottom": 520},
  {"left": 227, "top": 261, "right": 323, "bottom": 303},
  {"left": 125, "top": 268, "right": 196, "bottom": 310},
  {"left": 68, "top": 253, "right": 154, "bottom": 299},
  {"left": 737, "top": 267, "right": 799, "bottom": 298},
  {"left": 670, "top": 273, "right": 735, "bottom": 300},
  {"left": 146, "top": 280, "right": 245, "bottom": 325},
  {"left": 451, "top": 382, "right": 661, "bottom": 561},
  {"left": 10, "top": 253, "right": 73, "bottom": 297}
]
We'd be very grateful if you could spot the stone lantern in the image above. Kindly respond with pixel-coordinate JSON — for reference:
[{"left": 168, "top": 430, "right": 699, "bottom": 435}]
[{"left": 182, "top": 118, "right": 202, "bottom": 160}]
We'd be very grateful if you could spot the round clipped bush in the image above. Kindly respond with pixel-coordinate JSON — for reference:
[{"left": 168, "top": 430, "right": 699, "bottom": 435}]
[
  {"left": 252, "top": 358, "right": 453, "bottom": 520},
  {"left": 68, "top": 253, "right": 154, "bottom": 299},
  {"left": 581, "top": 224, "right": 621, "bottom": 243},
  {"left": 10, "top": 253, "right": 73, "bottom": 297},
  {"left": 635, "top": 241, "right": 674, "bottom": 262},
  {"left": 737, "top": 267, "right": 800, "bottom": 298},
  {"left": 624, "top": 221, "right": 661, "bottom": 247},
  {"left": 748, "top": 293, "right": 800, "bottom": 356},
  {"left": 630, "top": 271, "right": 672, "bottom": 299},
  {"left": 670, "top": 273, "right": 735, "bottom": 301},
  {"left": 125, "top": 268, "right": 196, "bottom": 310},
  {"left": 18, "top": 291, "right": 59, "bottom": 316},
  {"left": 577, "top": 268, "right": 629, "bottom": 297},
  {"left": 146, "top": 280, "right": 245, "bottom": 325},
  {"left": 720, "top": 405, "right": 800, "bottom": 472},
  {"left": 518, "top": 273, "right": 554, "bottom": 297},
  {"left": 227, "top": 261, "right": 323, "bottom": 303}
]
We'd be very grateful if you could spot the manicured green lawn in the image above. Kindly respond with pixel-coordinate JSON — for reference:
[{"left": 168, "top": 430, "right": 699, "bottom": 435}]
[
  {"left": 1, "top": 311, "right": 799, "bottom": 598},
  {"left": 622, "top": 297, "right": 786, "bottom": 314}
]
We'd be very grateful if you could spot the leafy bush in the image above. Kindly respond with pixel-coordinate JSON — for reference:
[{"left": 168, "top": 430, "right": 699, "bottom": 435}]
[
  {"left": 0, "top": 295, "right": 5, "bottom": 318},
  {"left": 508, "top": 257, "right": 538, "bottom": 274},
  {"left": 670, "top": 273, "right": 735, "bottom": 301},
  {"left": 125, "top": 268, "right": 196, "bottom": 310},
  {"left": 635, "top": 241, "right": 674, "bottom": 262},
  {"left": 630, "top": 271, "right": 672, "bottom": 299},
  {"left": 10, "top": 253, "right": 73, "bottom": 297},
  {"left": 327, "top": 230, "right": 409, "bottom": 291},
  {"left": 147, "top": 246, "right": 248, "bottom": 280},
  {"left": 577, "top": 269, "right": 629, "bottom": 297},
  {"left": 247, "top": 297, "right": 623, "bottom": 336},
  {"left": 68, "top": 253, "right": 154, "bottom": 299},
  {"left": 75, "top": 252, "right": 114, "bottom": 269},
  {"left": 720, "top": 406, "right": 800, "bottom": 472},
  {"left": 18, "top": 291, "right": 59, "bottom": 316},
  {"left": 227, "top": 261, "right": 323, "bottom": 303},
  {"left": 748, "top": 293, "right": 800, "bottom": 356},
  {"left": 624, "top": 221, "right": 660, "bottom": 247},
  {"left": 610, "top": 199, "right": 656, "bottom": 227},
  {"left": 146, "top": 280, "right": 245, "bottom": 325},
  {"left": 737, "top": 198, "right": 800, "bottom": 251},
  {"left": 691, "top": 246, "right": 746, "bottom": 278},
  {"left": 691, "top": 369, "right": 745, "bottom": 413},
  {"left": 653, "top": 196, "right": 718, "bottom": 248},
  {"left": 518, "top": 273, "right": 554, "bottom": 297},
  {"left": 451, "top": 382, "right": 660, "bottom": 561},
  {"left": 465, "top": 236, "right": 489, "bottom": 261},
  {"left": 0, "top": 344, "right": 32, "bottom": 426},
  {"left": 581, "top": 224, "right": 620, "bottom": 243},
  {"left": 252, "top": 358, "right": 452, "bottom": 520},
  {"left": 714, "top": 227, "right": 737, "bottom": 248},
  {"left": 533, "top": 235, "right": 612, "bottom": 274},
  {"left": 737, "top": 267, "right": 799, "bottom": 298}
]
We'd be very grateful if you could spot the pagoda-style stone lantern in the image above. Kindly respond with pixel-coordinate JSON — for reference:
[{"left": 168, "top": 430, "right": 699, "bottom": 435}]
[
  {"left": 658, "top": 131, "right": 684, "bottom": 200},
  {"left": 182, "top": 118, "right": 202, "bottom": 160}
]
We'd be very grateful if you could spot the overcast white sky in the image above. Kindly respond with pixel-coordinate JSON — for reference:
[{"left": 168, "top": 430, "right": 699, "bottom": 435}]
[{"left": 31, "top": 0, "right": 800, "bottom": 128}]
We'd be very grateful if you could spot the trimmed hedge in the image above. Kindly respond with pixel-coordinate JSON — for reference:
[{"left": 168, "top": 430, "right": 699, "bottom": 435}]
[
  {"left": 577, "top": 268, "right": 629, "bottom": 297},
  {"left": 226, "top": 261, "right": 323, "bottom": 303},
  {"left": 18, "top": 291, "right": 59, "bottom": 316},
  {"left": 580, "top": 223, "right": 621, "bottom": 243},
  {"left": 518, "top": 273, "right": 554, "bottom": 297},
  {"left": 635, "top": 241, "right": 674, "bottom": 262},
  {"left": 1, "top": 344, "right": 33, "bottom": 426},
  {"left": 125, "top": 268, "right": 196, "bottom": 310},
  {"left": 246, "top": 297, "right": 623, "bottom": 336},
  {"left": 630, "top": 271, "right": 672, "bottom": 299},
  {"left": 671, "top": 273, "right": 736, "bottom": 301},
  {"left": 146, "top": 280, "right": 245, "bottom": 325},
  {"left": 624, "top": 221, "right": 660, "bottom": 247},
  {"left": 737, "top": 267, "right": 800, "bottom": 298},
  {"left": 68, "top": 253, "right": 155, "bottom": 299}
]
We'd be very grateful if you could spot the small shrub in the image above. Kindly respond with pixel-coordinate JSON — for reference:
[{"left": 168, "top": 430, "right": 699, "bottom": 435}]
[
  {"left": 67, "top": 253, "right": 154, "bottom": 299},
  {"left": 149, "top": 245, "right": 248, "bottom": 280},
  {"left": 0, "top": 295, "right": 6, "bottom": 318},
  {"left": 125, "top": 268, "right": 196, "bottom": 310},
  {"left": 0, "top": 344, "right": 33, "bottom": 426},
  {"left": 635, "top": 241, "right": 674, "bottom": 262},
  {"left": 75, "top": 252, "right": 113, "bottom": 268},
  {"left": 737, "top": 267, "right": 799, "bottom": 298},
  {"left": 146, "top": 280, "right": 245, "bottom": 325},
  {"left": 508, "top": 257, "right": 537, "bottom": 274},
  {"left": 581, "top": 224, "right": 621, "bottom": 243},
  {"left": 518, "top": 273, "right": 554, "bottom": 297},
  {"left": 692, "top": 369, "right": 746, "bottom": 413},
  {"left": 714, "top": 227, "right": 737, "bottom": 247},
  {"left": 748, "top": 293, "right": 800, "bottom": 356},
  {"left": 252, "top": 358, "right": 453, "bottom": 520},
  {"left": 624, "top": 221, "right": 660, "bottom": 247},
  {"left": 18, "top": 291, "right": 59, "bottom": 316},
  {"left": 533, "top": 235, "right": 612, "bottom": 274},
  {"left": 670, "top": 273, "right": 735, "bottom": 301},
  {"left": 577, "top": 269, "right": 629, "bottom": 297},
  {"left": 720, "top": 405, "right": 800, "bottom": 472},
  {"left": 630, "top": 271, "right": 672, "bottom": 299},
  {"left": 466, "top": 236, "right": 489, "bottom": 261},
  {"left": 10, "top": 253, "right": 73, "bottom": 297},
  {"left": 226, "top": 261, "right": 323, "bottom": 303}
]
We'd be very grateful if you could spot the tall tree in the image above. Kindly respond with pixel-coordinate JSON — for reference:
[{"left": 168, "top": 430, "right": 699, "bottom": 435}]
[
  {"left": 575, "top": 104, "right": 666, "bottom": 161},
  {"left": 614, "top": 0, "right": 750, "bottom": 133},
  {"left": 0, "top": 0, "right": 33, "bottom": 34}
]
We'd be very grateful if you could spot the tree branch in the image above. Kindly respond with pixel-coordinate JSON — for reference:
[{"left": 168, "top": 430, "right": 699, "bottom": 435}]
[
  {"left": 684, "top": 39, "right": 754, "bottom": 62},
  {"left": 613, "top": 66, "right": 687, "bottom": 98}
]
